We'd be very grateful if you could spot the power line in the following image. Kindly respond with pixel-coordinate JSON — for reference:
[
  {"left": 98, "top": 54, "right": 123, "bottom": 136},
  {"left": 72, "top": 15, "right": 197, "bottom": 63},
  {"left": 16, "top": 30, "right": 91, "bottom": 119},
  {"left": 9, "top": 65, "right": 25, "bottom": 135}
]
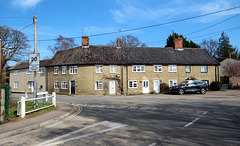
[
  {"left": 0, "top": 17, "right": 31, "bottom": 19},
  {"left": 185, "top": 14, "right": 240, "bottom": 36},
  {"left": 19, "top": 23, "right": 33, "bottom": 32},
  {"left": 24, "top": 0, "right": 35, "bottom": 15},
  {"left": 31, "top": 5, "right": 240, "bottom": 42}
]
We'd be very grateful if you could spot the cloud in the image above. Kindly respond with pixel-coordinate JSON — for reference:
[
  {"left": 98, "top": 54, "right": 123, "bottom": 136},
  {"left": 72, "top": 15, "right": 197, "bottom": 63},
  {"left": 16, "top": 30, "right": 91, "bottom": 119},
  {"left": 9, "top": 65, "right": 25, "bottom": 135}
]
[
  {"left": 12, "top": 0, "right": 42, "bottom": 8},
  {"left": 111, "top": 0, "right": 240, "bottom": 24}
]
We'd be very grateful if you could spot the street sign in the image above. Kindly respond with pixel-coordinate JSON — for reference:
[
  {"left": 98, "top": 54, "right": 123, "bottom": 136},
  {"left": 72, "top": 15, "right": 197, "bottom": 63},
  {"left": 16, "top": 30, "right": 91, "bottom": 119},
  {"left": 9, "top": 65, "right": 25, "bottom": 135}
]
[{"left": 29, "top": 53, "right": 40, "bottom": 72}]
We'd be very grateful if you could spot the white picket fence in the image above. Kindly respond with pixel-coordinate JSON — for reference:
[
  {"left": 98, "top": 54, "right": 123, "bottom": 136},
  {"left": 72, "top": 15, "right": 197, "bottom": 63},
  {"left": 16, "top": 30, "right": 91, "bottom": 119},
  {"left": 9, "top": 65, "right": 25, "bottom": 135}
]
[{"left": 19, "top": 92, "right": 56, "bottom": 118}]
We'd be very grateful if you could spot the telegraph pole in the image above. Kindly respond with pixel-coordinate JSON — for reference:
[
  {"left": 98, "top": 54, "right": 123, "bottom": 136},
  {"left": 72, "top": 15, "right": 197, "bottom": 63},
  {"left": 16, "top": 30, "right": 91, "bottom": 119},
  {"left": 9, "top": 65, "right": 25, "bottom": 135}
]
[
  {"left": 33, "top": 15, "right": 37, "bottom": 108},
  {"left": 0, "top": 39, "right": 2, "bottom": 84}
]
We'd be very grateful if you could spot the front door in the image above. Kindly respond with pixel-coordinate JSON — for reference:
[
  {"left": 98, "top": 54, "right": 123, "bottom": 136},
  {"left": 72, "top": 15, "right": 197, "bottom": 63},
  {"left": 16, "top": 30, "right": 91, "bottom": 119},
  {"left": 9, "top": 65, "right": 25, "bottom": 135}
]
[
  {"left": 154, "top": 80, "right": 160, "bottom": 93},
  {"left": 109, "top": 80, "right": 116, "bottom": 94},
  {"left": 29, "top": 81, "right": 34, "bottom": 92},
  {"left": 142, "top": 80, "right": 149, "bottom": 93},
  {"left": 70, "top": 80, "right": 75, "bottom": 94}
]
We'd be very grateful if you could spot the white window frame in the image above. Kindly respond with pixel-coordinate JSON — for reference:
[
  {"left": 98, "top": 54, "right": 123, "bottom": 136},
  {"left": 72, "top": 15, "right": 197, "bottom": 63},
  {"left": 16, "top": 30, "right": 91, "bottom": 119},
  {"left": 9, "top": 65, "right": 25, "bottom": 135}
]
[
  {"left": 54, "top": 66, "right": 59, "bottom": 75},
  {"left": 96, "top": 65, "right": 103, "bottom": 73},
  {"left": 26, "top": 69, "right": 31, "bottom": 74},
  {"left": 186, "top": 65, "right": 191, "bottom": 73},
  {"left": 169, "top": 80, "right": 178, "bottom": 87},
  {"left": 62, "top": 66, "right": 67, "bottom": 74},
  {"left": 14, "top": 81, "right": 19, "bottom": 88},
  {"left": 110, "top": 65, "right": 117, "bottom": 73},
  {"left": 61, "top": 81, "right": 68, "bottom": 89},
  {"left": 132, "top": 65, "right": 145, "bottom": 72},
  {"left": 39, "top": 67, "right": 45, "bottom": 73},
  {"left": 201, "top": 66, "right": 208, "bottom": 73},
  {"left": 69, "top": 66, "right": 78, "bottom": 74},
  {"left": 54, "top": 81, "right": 59, "bottom": 89},
  {"left": 14, "top": 70, "right": 19, "bottom": 75},
  {"left": 169, "top": 65, "right": 177, "bottom": 72},
  {"left": 128, "top": 80, "right": 138, "bottom": 88},
  {"left": 154, "top": 65, "right": 162, "bottom": 72},
  {"left": 95, "top": 80, "right": 103, "bottom": 90}
]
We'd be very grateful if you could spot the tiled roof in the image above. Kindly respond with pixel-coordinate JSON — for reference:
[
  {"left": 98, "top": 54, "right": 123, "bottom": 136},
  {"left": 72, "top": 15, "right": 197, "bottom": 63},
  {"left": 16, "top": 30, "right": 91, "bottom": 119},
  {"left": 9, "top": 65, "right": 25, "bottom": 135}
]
[
  {"left": 10, "top": 59, "right": 51, "bottom": 70},
  {"left": 46, "top": 46, "right": 219, "bottom": 66}
]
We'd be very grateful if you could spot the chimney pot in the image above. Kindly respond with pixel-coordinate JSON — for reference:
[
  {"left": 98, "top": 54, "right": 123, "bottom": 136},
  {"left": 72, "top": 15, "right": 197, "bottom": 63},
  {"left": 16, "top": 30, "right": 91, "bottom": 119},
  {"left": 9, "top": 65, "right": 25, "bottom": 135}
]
[
  {"left": 174, "top": 37, "right": 183, "bottom": 49},
  {"left": 117, "top": 39, "right": 121, "bottom": 47},
  {"left": 82, "top": 36, "right": 89, "bottom": 48}
]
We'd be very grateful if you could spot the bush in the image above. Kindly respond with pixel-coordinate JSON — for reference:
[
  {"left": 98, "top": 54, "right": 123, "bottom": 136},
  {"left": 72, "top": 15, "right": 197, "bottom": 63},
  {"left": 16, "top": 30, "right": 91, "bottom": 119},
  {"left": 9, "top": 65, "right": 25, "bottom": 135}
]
[
  {"left": 160, "top": 83, "right": 170, "bottom": 93},
  {"left": 150, "top": 91, "right": 156, "bottom": 94},
  {"left": 186, "top": 76, "right": 197, "bottom": 80},
  {"left": 210, "top": 81, "right": 222, "bottom": 91}
]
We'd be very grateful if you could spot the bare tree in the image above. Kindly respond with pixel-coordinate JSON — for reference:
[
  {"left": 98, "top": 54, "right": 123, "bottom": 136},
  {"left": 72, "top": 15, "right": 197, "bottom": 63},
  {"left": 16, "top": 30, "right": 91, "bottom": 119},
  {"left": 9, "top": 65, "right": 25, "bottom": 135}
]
[
  {"left": 222, "top": 60, "right": 240, "bottom": 76},
  {"left": 0, "top": 25, "right": 29, "bottom": 71},
  {"left": 107, "top": 35, "right": 147, "bottom": 47},
  {"left": 200, "top": 39, "right": 219, "bottom": 58},
  {"left": 48, "top": 35, "right": 78, "bottom": 54}
]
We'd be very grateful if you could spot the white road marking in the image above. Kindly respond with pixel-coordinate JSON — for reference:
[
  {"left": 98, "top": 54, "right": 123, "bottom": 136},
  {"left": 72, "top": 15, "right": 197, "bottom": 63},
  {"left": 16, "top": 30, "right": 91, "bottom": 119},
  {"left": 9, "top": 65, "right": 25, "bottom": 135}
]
[
  {"left": 35, "top": 121, "right": 127, "bottom": 146},
  {"left": 184, "top": 111, "right": 208, "bottom": 128},
  {"left": 148, "top": 142, "right": 157, "bottom": 146}
]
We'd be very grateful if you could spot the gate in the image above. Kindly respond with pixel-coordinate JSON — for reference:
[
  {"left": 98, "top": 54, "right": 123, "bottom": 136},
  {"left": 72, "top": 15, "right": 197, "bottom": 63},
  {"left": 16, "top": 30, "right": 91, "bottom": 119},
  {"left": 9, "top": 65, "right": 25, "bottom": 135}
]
[{"left": 0, "top": 83, "right": 9, "bottom": 122}]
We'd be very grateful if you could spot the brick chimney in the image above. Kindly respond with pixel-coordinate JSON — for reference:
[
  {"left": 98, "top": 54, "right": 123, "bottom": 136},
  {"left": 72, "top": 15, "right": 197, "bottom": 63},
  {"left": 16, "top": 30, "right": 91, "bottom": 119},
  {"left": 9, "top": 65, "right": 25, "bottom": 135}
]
[
  {"left": 117, "top": 38, "right": 121, "bottom": 47},
  {"left": 82, "top": 36, "right": 89, "bottom": 48},
  {"left": 174, "top": 37, "right": 183, "bottom": 49},
  {"left": 227, "top": 50, "right": 231, "bottom": 58}
]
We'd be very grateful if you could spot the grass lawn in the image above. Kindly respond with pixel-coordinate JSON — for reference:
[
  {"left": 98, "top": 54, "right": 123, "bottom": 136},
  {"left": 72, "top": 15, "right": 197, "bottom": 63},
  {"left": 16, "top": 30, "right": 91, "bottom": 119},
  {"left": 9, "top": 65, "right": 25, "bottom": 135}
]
[{"left": 1, "top": 98, "right": 56, "bottom": 124}]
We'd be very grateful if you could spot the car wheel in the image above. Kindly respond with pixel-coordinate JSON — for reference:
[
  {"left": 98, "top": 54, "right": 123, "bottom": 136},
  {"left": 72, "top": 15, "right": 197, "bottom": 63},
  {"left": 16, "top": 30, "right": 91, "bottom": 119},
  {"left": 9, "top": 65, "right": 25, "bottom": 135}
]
[
  {"left": 179, "top": 89, "right": 184, "bottom": 95},
  {"left": 200, "top": 88, "right": 206, "bottom": 94}
]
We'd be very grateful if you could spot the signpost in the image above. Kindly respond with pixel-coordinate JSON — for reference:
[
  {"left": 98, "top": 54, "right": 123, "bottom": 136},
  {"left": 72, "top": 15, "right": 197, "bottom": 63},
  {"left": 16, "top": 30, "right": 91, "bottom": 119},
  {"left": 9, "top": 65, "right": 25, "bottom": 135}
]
[{"left": 29, "top": 53, "right": 40, "bottom": 109}]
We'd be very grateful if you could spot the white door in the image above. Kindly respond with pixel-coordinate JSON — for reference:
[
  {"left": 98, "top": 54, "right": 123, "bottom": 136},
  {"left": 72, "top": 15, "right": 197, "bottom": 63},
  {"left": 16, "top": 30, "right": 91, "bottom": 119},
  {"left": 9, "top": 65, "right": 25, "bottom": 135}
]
[
  {"left": 154, "top": 80, "right": 160, "bottom": 93},
  {"left": 109, "top": 80, "right": 116, "bottom": 94},
  {"left": 29, "top": 81, "right": 34, "bottom": 92},
  {"left": 142, "top": 80, "right": 149, "bottom": 93}
]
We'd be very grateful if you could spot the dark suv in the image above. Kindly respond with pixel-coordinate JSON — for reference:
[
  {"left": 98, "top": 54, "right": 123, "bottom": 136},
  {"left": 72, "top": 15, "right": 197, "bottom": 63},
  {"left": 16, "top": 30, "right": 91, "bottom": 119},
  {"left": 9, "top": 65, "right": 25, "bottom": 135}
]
[{"left": 170, "top": 80, "right": 208, "bottom": 95}]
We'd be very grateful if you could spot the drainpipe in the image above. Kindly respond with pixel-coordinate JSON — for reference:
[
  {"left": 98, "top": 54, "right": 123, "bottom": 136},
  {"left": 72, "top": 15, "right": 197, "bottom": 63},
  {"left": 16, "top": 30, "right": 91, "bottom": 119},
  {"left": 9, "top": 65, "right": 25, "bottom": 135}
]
[{"left": 126, "top": 65, "right": 128, "bottom": 95}]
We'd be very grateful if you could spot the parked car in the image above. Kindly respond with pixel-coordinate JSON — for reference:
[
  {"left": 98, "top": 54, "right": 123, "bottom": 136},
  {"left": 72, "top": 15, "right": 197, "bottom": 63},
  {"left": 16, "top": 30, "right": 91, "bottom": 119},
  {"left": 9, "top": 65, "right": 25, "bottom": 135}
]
[{"left": 170, "top": 80, "right": 208, "bottom": 95}]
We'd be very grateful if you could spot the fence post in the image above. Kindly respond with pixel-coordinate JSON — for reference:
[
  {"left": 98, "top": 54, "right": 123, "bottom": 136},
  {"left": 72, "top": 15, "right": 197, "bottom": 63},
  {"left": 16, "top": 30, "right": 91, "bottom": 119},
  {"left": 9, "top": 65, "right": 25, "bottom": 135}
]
[
  {"left": 5, "top": 84, "right": 9, "bottom": 120},
  {"left": 20, "top": 96, "right": 25, "bottom": 118},
  {"left": 52, "top": 92, "right": 56, "bottom": 107},
  {"left": 0, "top": 89, "right": 5, "bottom": 121}
]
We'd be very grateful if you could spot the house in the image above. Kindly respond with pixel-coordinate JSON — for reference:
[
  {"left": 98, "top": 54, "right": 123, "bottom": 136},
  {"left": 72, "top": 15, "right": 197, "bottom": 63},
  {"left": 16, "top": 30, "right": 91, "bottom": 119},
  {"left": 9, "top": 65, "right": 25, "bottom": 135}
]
[
  {"left": 9, "top": 59, "right": 50, "bottom": 93},
  {"left": 45, "top": 36, "right": 220, "bottom": 95},
  {"left": 220, "top": 53, "right": 240, "bottom": 88}
]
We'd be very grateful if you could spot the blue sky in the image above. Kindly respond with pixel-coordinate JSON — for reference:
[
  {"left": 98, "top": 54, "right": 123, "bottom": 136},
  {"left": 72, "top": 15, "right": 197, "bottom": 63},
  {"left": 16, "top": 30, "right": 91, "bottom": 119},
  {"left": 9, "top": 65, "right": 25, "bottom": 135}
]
[{"left": 1, "top": 0, "right": 240, "bottom": 66}]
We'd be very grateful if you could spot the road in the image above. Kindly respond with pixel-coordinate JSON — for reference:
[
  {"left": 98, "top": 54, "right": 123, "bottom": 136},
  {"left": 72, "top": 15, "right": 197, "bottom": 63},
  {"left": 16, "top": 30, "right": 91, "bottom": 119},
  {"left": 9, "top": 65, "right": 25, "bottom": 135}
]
[{"left": 2, "top": 90, "right": 240, "bottom": 145}]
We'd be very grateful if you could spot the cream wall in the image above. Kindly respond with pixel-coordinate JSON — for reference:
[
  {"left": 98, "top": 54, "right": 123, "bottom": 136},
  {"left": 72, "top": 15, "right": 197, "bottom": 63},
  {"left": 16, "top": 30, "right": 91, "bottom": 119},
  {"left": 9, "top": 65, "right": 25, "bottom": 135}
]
[
  {"left": 10, "top": 68, "right": 46, "bottom": 93},
  {"left": 47, "top": 64, "right": 217, "bottom": 95}
]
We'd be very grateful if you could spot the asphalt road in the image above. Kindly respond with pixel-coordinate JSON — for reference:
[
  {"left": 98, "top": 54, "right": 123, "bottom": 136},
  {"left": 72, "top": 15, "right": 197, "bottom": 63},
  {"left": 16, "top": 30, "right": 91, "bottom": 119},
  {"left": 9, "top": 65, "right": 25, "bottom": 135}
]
[{"left": 2, "top": 91, "right": 240, "bottom": 145}]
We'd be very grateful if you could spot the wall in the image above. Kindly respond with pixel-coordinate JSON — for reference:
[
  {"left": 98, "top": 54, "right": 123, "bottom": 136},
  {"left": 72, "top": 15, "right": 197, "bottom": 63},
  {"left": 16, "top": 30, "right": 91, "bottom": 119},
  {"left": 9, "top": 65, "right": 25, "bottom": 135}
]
[
  {"left": 9, "top": 68, "right": 46, "bottom": 93},
  {"left": 47, "top": 64, "right": 217, "bottom": 95},
  {"left": 229, "top": 77, "right": 240, "bottom": 87}
]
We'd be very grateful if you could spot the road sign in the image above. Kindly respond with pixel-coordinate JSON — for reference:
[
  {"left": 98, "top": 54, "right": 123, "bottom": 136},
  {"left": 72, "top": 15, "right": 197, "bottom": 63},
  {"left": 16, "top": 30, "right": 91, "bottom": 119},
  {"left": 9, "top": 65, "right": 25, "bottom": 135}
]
[{"left": 29, "top": 53, "right": 40, "bottom": 72}]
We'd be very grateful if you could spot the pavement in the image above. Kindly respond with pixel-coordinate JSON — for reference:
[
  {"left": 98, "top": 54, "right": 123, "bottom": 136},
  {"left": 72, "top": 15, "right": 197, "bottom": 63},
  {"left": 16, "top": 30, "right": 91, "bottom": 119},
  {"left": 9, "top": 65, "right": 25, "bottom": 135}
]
[{"left": 0, "top": 102, "right": 75, "bottom": 140}]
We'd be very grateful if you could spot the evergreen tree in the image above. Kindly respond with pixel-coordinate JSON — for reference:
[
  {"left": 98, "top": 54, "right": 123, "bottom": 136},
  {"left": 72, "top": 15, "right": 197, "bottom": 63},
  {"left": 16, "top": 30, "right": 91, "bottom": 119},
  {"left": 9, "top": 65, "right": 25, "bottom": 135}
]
[
  {"left": 217, "top": 32, "right": 238, "bottom": 62},
  {"left": 165, "top": 32, "right": 200, "bottom": 48}
]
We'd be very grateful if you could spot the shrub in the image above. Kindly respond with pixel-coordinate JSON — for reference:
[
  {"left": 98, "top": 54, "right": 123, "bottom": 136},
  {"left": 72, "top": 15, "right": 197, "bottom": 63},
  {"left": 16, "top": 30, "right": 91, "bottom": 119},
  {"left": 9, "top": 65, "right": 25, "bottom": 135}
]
[
  {"left": 186, "top": 76, "right": 197, "bottom": 80},
  {"left": 210, "top": 81, "right": 222, "bottom": 91},
  {"left": 150, "top": 91, "right": 156, "bottom": 94},
  {"left": 160, "top": 83, "right": 170, "bottom": 93}
]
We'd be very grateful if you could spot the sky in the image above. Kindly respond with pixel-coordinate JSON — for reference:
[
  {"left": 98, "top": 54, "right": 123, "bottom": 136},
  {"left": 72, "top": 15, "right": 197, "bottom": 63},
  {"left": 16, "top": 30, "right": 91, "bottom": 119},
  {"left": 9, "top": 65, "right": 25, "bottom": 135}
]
[{"left": 1, "top": 0, "right": 240, "bottom": 66}]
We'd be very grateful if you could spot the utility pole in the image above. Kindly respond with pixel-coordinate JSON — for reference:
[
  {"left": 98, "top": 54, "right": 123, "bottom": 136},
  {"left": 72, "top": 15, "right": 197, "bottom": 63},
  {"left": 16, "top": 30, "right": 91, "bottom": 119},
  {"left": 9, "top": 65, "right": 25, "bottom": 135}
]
[
  {"left": 0, "top": 39, "right": 2, "bottom": 84},
  {"left": 33, "top": 15, "right": 37, "bottom": 54},
  {"left": 33, "top": 15, "right": 37, "bottom": 108}
]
